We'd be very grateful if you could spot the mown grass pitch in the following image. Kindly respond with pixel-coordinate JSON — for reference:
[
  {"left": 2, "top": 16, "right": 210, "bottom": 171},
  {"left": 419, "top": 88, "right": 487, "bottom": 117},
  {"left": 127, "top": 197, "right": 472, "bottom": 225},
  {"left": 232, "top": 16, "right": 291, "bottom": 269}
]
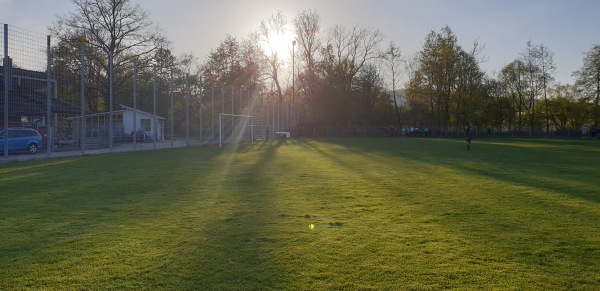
[{"left": 1, "top": 137, "right": 599, "bottom": 289}]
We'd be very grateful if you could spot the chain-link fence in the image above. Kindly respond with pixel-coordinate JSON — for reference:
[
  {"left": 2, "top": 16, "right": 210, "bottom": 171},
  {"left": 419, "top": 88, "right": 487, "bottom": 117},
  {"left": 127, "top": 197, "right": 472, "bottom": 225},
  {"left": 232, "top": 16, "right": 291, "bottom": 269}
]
[
  {"left": 2, "top": 24, "right": 279, "bottom": 161},
  {"left": 5, "top": 24, "right": 591, "bottom": 162}
]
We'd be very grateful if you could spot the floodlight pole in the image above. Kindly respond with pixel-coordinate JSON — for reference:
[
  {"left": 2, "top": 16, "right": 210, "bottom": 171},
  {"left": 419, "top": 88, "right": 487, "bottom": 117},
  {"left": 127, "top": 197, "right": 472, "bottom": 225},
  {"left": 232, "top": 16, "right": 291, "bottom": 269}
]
[
  {"left": 292, "top": 40, "right": 296, "bottom": 128},
  {"left": 80, "top": 46, "right": 86, "bottom": 154}
]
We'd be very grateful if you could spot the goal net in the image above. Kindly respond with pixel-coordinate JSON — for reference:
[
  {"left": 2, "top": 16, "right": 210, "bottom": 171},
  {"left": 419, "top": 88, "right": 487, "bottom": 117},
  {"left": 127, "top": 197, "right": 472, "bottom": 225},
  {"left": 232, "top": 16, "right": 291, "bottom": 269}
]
[{"left": 219, "top": 113, "right": 254, "bottom": 147}]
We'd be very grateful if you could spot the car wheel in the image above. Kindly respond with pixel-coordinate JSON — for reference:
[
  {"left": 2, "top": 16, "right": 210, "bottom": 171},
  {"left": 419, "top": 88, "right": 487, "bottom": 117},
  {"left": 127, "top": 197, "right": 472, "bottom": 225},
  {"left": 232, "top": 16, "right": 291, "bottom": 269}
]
[{"left": 28, "top": 143, "right": 38, "bottom": 154}]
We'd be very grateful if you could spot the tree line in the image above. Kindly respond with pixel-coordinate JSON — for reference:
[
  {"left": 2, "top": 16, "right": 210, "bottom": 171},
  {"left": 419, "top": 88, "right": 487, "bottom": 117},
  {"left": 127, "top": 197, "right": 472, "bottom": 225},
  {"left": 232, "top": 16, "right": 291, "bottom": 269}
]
[{"left": 49, "top": 0, "right": 600, "bottom": 135}]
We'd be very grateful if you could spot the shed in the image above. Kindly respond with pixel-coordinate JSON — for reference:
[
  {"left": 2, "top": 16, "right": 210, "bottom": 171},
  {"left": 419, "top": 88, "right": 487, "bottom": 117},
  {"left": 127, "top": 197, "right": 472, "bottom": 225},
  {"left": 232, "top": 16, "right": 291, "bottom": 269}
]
[{"left": 67, "top": 104, "right": 166, "bottom": 144}]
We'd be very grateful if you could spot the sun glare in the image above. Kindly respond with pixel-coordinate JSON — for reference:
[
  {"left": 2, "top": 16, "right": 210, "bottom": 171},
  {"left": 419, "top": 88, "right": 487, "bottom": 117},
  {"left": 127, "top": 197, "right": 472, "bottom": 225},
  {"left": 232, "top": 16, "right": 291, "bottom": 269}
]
[{"left": 264, "top": 29, "right": 295, "bottom": 60}]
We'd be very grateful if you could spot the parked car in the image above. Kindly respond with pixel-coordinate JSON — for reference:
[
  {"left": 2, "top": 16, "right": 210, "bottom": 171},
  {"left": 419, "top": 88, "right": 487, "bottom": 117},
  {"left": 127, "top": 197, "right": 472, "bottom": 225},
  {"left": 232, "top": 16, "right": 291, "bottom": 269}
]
[{"left": 0, "top": 128, "right": 44, "bottom": 154}]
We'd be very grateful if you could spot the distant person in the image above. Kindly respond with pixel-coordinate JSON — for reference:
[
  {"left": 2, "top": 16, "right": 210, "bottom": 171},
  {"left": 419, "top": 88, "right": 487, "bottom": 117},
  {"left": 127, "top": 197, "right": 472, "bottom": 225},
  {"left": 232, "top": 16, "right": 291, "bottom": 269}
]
[
  {"left": 465, "top": 125, "right": 472, "bottom": 151},
  {"left": 582, "top": 125, "right": 588, "bottom": 138},
  {"left": 265, "top": 126, "right": 270, "bottom": 141}
]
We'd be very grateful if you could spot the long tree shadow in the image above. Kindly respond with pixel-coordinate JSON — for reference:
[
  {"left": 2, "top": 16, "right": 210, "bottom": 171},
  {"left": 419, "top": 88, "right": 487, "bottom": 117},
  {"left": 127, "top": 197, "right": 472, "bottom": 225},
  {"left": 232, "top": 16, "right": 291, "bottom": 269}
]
[
  {"left": 294, "top": 138, "right": 600, "bottom": 287},
  {"left": 159, "top": 139, "right": 299, "bottom": 288},
  {"left": 325, "top": 137, "right": 600, "bottom": 203}
]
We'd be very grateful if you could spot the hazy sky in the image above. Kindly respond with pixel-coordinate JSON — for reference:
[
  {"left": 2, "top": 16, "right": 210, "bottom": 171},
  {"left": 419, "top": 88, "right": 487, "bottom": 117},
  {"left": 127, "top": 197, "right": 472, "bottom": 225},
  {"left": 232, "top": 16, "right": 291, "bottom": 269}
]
[{"left": 1, "top": 0, "right": 599, "bottom": 85}]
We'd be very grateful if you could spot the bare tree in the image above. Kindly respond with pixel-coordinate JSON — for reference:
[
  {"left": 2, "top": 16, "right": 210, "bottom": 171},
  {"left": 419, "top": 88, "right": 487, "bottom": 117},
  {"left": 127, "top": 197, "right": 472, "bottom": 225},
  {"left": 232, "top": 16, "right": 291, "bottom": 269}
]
[
  {"left": 382, "top": 41, "right": 403, "bottom": 128},
  {"left": 520, "top": 41, "right": 542, "bottom": 135},
  {"left": 325, "top": 24, "right": 384, "bottom": 88},
  {"left": 293, "top": 9, "right": 322, "bottom": 121},
  {"left": 317, "top": 24, "right": 383, "bottom": 124},
  {"left": 52, "top": 0, "right": 167, "bottom": 65},
  {"left": 403, "top": 53, "right": 420, "bottom": 86},
  {"left": 535, "top": 43, "right": 556, "bottom": 135},
  {"left": 573, "top": 45, "right": 600, "bottom": 128},
  {"left": 255, "top": 11, "right": 289, "bottom": 130},
  {"left": 50, "top": 0, "right": 168, "bottom": 109}
]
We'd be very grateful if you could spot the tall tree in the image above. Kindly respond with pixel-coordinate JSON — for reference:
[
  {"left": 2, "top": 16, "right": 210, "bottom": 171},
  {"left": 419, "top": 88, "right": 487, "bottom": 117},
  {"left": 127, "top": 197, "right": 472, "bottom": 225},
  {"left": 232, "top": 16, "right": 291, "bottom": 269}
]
[
  {"left": 535, "top": 43, "right": 556, "bottom": 135},
  {"left": 292, "top": 9, "right": 322, "bottom": 122},
  {"left": 453, "top": 48, "right": 486, "bottom": 128},
  {"left": 483, "top": 78, "right": 512, "bottom": 132},
  {"left": 406, "top": 26, "right": 487, "bottom": 133},
  {"left": 520, "top": 41, "right": 543, "bottom": 135},
  {"left": 499, "top": 60, "right": 528, "bottom": 132},
  {"left": 406, "top": 26, "right": 461, "bottom": 132},
  {"left": 355, "top": 64, "right": 392, "bottom": 125},
  {"left": 201, "top": 35, "right": 261, "bottom": 118},
  {"left": 50, "top": 0, "right": 168, "bottom": 110},
  {"left": 255, "top": 11, "right": 288, "bottom": 129},
  {"left": 317, "top": 24, "right": 383, "bottom": 124},
  {"left": 573, "top": 45, "right": 600, "bottom": 128},
  {"left": 382, "top": 41, "right": 403, "bottom": 129},
  {"left": 546, "top": 83, "right": 589, "bottom": 130}
]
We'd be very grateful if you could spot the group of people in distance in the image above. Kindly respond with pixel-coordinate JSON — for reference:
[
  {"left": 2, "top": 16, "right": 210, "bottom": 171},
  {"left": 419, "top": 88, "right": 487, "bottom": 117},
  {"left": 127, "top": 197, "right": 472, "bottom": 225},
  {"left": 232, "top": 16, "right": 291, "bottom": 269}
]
[{"left": 401, "top": 126, "right": 430, "bottom": 137}]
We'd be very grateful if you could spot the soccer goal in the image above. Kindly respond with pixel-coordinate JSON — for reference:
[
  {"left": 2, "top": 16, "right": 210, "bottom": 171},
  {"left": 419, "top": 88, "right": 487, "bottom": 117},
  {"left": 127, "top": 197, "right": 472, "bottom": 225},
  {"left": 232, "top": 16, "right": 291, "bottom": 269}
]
[{"left": 219, "top": 113, "right": 254, "bottom": 147}]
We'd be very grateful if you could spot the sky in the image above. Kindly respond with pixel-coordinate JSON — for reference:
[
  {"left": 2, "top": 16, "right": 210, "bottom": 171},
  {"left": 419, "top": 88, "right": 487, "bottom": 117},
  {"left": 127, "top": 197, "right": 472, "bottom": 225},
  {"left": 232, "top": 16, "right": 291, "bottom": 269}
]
[{"left": 1, "top": 0, "right": 599, "bottom": 85}]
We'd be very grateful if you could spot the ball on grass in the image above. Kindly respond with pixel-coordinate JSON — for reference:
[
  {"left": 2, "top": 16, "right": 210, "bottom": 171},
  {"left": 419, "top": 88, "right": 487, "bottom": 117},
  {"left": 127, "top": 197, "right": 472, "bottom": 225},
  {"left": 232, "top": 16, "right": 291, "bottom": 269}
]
[{"left": 309, "top": 224, "right": 315, "bottom": 230}]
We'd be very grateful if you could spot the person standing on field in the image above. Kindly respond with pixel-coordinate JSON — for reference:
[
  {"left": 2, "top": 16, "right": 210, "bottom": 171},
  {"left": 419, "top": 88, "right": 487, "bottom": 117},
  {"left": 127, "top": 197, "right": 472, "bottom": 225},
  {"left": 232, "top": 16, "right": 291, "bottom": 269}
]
[{"left": 465, "top": 125, "right": 472, "bottom": 151}]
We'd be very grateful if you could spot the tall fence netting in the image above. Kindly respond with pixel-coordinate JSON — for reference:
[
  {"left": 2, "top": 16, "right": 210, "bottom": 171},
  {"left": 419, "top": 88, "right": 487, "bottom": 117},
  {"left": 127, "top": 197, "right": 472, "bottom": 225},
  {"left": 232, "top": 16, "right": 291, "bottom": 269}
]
[{"left": 2, "top": 24, "right": 277, "bottom": 160}]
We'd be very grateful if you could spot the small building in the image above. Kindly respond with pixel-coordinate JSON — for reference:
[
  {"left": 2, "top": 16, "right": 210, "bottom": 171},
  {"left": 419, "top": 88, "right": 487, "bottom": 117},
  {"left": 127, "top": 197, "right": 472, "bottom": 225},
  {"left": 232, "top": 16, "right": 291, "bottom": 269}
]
[
  {"left": 67, "top": 104, "right": 166, "bottom": 145},
  {"left": 118, "top": 104, "right": 166, "bottom": 140}
]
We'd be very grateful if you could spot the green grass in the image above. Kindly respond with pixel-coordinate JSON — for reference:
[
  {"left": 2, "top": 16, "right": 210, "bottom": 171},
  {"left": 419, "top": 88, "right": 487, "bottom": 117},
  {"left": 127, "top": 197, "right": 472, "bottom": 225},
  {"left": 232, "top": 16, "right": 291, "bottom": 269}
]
[{"left": 1, "top": 137, "right": 599, "bottom": 290}]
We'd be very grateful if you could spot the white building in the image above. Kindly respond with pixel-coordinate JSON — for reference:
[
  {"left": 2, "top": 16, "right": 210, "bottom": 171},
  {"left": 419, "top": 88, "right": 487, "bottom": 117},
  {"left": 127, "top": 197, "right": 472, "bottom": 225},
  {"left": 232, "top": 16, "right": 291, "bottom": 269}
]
[{"left": 67, "top": 104, "right": 166, "bottom": 145}]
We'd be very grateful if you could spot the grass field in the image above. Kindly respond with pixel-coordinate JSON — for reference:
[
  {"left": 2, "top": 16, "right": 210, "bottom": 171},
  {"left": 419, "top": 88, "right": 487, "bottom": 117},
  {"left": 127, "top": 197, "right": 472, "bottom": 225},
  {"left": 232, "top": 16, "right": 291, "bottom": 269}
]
[{"left": 1, "top": 137, "right": 599, "bottom": 290}]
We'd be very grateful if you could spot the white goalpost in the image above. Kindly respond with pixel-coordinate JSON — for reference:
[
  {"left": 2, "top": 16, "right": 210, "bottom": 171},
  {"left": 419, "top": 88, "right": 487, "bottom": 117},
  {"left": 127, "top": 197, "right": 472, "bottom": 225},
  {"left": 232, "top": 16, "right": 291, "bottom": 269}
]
[{"left": 219, "top": 113, "right": 254, "bottom": 147}]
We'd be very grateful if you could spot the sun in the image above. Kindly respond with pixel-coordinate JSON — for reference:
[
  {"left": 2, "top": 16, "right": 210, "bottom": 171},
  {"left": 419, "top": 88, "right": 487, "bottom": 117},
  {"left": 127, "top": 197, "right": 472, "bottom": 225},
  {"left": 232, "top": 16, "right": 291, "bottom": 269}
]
[{"left": 263, "top": 29, "right": 296, "bottom": 60}]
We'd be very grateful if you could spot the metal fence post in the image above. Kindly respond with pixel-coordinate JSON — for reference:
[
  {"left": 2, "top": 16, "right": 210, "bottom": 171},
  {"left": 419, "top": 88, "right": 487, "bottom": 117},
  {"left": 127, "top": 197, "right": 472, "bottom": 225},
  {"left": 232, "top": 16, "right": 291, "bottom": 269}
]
[
  {"left": 199, "top": 77, "right": 203, "bottom": 143},
  {"left": 153, "top": 63, "right": 157, "bottom": 149},
  {"left": 170, "top": 70, "right": 173, "bottom": 148},
  {"left": 80, "top": 46, "right": 85, "bottom": 154},
  {"left": 133, "top": 60, "right": 137, "bottom": 150},
  {"left": 3, "top": 24, "right": 8, "bottom": 159},
  {"left": 185, "top": 73, "right": 189, "bottom": 147},
  {"left": 46, "top": 35, "right": 52, "bottom": 155},
  {"left": 211, "top": 82, "right": 214, "bottom": 143},
  {"left": 109, "top": 51, "right": 113, "bottom": 152}
]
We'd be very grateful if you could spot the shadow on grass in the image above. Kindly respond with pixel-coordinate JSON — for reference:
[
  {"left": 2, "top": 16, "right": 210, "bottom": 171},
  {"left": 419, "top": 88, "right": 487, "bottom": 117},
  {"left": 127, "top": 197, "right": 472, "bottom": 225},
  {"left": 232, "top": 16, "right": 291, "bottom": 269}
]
[
  {"left": 296, "top": 137, "right": 600, "bottom": 288},
  {"left": 156, "top": 139, "right": 297, "bottom": 288},
  {"left": 2, "top": 138, "right": 598, "bottom": 288},
  {"left": 324, "top": 137, "right": 600, "bottom": 204}
]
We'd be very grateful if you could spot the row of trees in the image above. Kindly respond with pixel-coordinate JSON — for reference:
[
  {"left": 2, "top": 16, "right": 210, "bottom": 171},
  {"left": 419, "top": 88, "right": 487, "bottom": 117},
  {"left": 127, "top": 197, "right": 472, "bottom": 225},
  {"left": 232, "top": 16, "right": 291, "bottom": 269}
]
[
  {"left": 406, "top": 27, "right": 600, "bottom": 135},
  {"left": 49, "top": 0, "right": 600, "bottom": 136}
]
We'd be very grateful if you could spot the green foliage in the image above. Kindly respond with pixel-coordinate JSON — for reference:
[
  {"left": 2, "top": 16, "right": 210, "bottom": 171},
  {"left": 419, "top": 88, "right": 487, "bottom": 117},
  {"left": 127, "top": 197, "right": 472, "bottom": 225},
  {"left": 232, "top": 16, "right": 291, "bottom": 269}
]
[
  {"left": 1, "top": 138, "right": 599, "bottom": 289},
  {"left": 574, "top": 45, "right": 600, "bottom": 127},
  {"left": 406, "top": 26, "right": 487, "bottom": 130}
]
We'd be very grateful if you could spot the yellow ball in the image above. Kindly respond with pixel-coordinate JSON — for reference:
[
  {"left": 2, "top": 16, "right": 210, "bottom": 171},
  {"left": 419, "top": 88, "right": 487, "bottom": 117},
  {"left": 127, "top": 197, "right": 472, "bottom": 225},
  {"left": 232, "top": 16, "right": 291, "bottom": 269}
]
[{"left": 309, "top": 224, "right": 315, "bottom": 230}]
